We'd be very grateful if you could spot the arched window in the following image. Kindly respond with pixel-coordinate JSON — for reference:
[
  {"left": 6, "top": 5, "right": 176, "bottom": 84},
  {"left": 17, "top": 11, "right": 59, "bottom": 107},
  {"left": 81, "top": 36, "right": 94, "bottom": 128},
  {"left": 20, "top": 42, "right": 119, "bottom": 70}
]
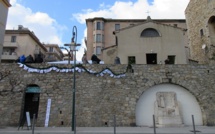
[
  {"left": 141, "top": 28, "right": 160, "bottom": 37},
  {"left": 208, "top": 16, "right": 215, "bottom": 46}
]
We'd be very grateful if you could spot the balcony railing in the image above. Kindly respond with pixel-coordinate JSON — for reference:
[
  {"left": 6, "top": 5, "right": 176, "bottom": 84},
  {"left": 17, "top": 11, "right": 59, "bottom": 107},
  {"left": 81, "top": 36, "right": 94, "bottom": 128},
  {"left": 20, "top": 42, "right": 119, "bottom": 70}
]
[
  {"left": 1, "top": 53, "right": 18, "bottom": 60},
  {"left": 3, "top": 41, "right": 19, "bottom": 48}
]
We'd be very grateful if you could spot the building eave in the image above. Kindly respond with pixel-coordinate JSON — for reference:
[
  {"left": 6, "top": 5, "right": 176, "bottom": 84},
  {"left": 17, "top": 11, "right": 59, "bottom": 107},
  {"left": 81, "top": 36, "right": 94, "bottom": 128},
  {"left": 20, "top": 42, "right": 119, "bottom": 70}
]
[
  {"left": 2, "top": 0, "right": 11, "bottom": 7},
  {"left": 86, "top": 17, "right": 186, "bottom": 23}
]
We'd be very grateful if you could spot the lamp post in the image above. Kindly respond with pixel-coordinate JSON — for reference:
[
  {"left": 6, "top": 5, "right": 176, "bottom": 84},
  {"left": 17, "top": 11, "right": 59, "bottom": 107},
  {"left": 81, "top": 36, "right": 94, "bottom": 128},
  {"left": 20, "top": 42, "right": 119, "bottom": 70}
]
[{"left": 64, "top": 26, "right": 80, "bottom": 131}]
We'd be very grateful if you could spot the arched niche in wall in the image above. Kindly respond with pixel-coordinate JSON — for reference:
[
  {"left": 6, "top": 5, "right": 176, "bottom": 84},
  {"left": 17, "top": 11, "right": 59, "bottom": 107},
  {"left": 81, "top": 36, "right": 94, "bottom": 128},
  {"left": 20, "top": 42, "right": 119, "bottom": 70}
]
[
  {"left": 135, "top": 84, "right": 203, "bottom": 127},
  {"left": 208, "top": 16, "right": 215, "bottom": 46}
]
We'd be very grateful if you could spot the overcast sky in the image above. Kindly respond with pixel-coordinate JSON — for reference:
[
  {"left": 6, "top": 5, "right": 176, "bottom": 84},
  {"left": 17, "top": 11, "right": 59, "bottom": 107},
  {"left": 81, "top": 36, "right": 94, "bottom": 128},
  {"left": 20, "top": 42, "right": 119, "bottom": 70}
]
[{"left": 6, "top": 0, "right": 189, "bottom": 60}]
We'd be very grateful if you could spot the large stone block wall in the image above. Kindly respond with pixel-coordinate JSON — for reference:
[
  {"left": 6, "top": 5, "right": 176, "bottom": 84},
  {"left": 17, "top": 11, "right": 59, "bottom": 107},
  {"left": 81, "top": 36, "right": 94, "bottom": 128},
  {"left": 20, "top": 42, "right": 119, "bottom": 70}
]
[
  {"left": 185, "top": 0, "right": 215, "bottom": 63},
  {"left": 0, "top": 63, "right": 215, "bottom": 127}
]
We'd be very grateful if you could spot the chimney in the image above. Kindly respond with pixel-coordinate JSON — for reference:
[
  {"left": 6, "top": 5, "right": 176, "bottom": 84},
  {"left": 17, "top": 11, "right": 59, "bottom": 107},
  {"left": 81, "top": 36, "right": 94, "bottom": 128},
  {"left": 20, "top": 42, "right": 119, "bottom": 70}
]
[{"left": 18, "top": 25, "right": 23, "bottom": 30}]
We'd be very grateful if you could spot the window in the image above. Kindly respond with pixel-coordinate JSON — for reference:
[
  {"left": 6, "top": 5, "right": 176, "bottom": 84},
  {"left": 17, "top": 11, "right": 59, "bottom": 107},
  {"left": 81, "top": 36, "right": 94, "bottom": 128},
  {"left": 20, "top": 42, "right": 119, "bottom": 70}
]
[
  {"left": 96, "top": 46, "right": 101, "bottom": 55},
  {"left": 128, "top": 56, "right": 136, "bottom": 64},
  {"left": 101, "top": 22, "right": 104, "bottom": 30},
  {"left": 168, "top": 55, "right": 175, "bottom": 64},
  {"left": 49, "top": 47, "right": 53, "bottom": 52},
  {"left": 200, "top": 29, "right": 204, "bottom": 37},
  {"left": 96, "top": 22, "right": 101, "bottom": 30},
  {"left": 95, "top": 34, "right": 103, "bottom": 43},
  {"left": 11, "top": 36, "right": 16, "bottom": 42},
  {"left": 141, "top": 28, "right": 160, "bottom": 37},
  {"left": 115, "top": 36, "right": 118, "bottom": 46},
  {"left": 94, "top": 21, "right": 104, "bottom": 30},
  {"left": 115, "top": 24, "right": 120, "bottom": 31},
  {"left": 97, "top": 34, "right": 101, "bottom": 42}
]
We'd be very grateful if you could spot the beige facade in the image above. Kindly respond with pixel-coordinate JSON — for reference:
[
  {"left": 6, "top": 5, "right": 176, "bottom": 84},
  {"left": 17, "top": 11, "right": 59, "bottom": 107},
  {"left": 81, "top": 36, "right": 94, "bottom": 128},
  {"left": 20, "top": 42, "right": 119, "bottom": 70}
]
[
  {"left": 114, "top": 19, "right": 188, "bottom": 64},
  {"left": 2, "top": 26, "right": 47, "bottom": 63},
  {"left": 0, "top": 0, "right": 11, "bottom": 63},
  {"left": 185, "top": 0, "right": 215, "bottom": 64},
  {"left": 44, "top": 44, "right": 64, "bottom": 62},
  {"left": 86, "top": 17, "right": 188, "bottom": 64}
]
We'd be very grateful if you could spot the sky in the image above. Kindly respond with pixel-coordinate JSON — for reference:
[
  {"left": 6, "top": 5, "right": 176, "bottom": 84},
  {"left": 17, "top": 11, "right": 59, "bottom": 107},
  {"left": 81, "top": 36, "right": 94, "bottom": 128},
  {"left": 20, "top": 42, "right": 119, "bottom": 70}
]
[{"left": 6, "top": 0, "right": 189, "bottom": 60}]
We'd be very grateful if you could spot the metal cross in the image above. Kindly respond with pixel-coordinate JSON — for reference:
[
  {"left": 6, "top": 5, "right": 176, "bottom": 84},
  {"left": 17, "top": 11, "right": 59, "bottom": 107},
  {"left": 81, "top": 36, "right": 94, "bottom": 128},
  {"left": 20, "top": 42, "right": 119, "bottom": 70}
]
[{"left": 146, "top": 10, "right": 150, "bottom": 16}]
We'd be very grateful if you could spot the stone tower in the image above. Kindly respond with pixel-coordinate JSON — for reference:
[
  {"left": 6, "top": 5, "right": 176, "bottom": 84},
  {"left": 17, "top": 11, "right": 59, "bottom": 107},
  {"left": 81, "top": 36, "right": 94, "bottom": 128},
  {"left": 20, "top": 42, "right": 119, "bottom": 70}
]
[{"left": 185, "top": 0, "right": 215, "bottom": 64}]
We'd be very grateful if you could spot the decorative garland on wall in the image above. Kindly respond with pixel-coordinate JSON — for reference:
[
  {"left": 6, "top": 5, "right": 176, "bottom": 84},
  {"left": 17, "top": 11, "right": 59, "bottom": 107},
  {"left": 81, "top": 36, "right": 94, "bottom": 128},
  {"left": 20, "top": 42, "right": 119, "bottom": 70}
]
[{"left": 18, "top": 63, "right": 126, "bottom": 78}]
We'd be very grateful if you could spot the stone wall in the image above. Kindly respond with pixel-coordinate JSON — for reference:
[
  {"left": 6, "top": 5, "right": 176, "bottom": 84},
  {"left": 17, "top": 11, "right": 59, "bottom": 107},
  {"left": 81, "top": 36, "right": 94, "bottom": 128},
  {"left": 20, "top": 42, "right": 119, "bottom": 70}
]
[
  {"left": 0, "top": 63, "right": 215, "bottom": 127},
  {"left": 185, "top": 0, "right": 215, "bottom": 64}
]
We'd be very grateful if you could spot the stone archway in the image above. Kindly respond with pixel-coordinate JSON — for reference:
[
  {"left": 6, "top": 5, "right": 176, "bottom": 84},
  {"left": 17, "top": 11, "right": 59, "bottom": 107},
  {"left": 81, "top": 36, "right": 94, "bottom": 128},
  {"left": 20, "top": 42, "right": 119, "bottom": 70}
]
[{"left": 135, "top": 84, "right": 203, "bottom": 127}]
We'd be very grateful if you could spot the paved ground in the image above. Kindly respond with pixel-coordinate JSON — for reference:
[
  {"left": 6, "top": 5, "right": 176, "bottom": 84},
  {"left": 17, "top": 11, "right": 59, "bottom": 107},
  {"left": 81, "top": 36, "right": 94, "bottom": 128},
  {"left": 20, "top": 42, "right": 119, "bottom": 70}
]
[{"left": 0, "top": 126, "right": 215, "bottom": 134}]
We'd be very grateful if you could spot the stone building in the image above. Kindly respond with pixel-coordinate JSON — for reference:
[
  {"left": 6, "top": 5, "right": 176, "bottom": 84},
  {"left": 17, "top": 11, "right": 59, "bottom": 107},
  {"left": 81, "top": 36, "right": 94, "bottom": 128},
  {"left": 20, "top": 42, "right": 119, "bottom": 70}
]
[
  {"left": 0, "top": 0, "right": 11, "bottom": 63},
  {"left": 185, "top": 0, "right": 215, "bottom": 64},
  {"left": 0, "top": 63, "right": 215, "bottom": 127},
  {"left": 86, "top": 17, "right": 188, "bottom": 64},
  {"left": 2, "top": 25, "right": 47, "bottom": 63}
]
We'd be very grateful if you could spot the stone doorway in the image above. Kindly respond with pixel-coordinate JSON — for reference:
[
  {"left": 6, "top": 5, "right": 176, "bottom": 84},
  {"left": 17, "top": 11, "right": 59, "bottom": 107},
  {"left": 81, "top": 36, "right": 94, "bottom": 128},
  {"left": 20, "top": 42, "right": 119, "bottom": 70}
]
[{"left": 18, "top": 85, "right": 41, "bottom": 128}]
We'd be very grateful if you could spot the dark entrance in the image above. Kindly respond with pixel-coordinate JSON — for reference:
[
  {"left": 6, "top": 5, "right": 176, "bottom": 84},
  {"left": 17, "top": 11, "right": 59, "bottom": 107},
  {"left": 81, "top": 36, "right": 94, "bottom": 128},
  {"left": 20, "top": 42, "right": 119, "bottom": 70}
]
[
  {"left": 168, "top": 55, "right": 175, "bottom": 64},
  {"left": 18, "top": 86, "right": 40, "bottom": 129},
  {"left": 146, "top": 53, "right": 157, "bottom": 64},
  {"left": 24, "top": 93, "right": 40, "bottom": 119}
]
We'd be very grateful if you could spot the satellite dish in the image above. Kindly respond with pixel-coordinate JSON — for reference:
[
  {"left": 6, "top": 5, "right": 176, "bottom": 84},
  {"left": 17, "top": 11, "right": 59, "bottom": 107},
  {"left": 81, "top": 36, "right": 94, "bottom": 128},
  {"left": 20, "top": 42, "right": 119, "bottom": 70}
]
[{"left": 202, "top": 44, "right": 206, "bottom": 49}]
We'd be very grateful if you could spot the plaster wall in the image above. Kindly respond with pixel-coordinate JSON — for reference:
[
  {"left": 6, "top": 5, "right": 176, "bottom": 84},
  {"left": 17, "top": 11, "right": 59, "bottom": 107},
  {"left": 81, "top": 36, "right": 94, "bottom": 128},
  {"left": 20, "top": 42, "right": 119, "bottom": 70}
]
[{"left": 116, "top": 22, "right": 187, "bottom": 64}]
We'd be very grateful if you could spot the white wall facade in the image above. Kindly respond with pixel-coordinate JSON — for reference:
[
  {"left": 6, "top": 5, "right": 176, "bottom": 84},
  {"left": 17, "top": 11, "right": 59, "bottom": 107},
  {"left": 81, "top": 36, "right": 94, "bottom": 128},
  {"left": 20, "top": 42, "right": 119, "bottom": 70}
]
[{"left": 136, "top": 84, "right": 203, "bottom": 127}]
